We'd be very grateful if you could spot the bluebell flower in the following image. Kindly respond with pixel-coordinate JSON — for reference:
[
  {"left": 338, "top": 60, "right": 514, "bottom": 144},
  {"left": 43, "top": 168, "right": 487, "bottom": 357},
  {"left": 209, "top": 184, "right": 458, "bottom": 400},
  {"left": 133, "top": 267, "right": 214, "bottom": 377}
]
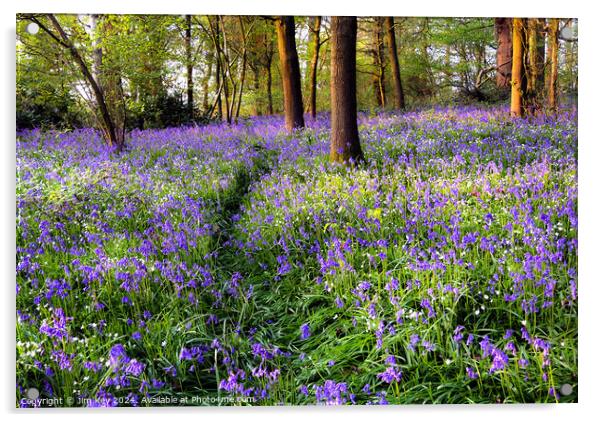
[
  {"left": 300, "top": 323, "right": 311, "bottom": 340},
  {"left": 377, "top": 366, "right": 402, "bottom": 383}
]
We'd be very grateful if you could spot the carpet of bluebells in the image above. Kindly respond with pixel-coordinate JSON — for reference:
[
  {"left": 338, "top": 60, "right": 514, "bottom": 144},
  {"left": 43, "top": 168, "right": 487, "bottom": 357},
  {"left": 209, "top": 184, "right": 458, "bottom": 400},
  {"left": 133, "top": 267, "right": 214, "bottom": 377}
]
[{"left": 16, "top": 105, "right": 578, "bottom": 406}]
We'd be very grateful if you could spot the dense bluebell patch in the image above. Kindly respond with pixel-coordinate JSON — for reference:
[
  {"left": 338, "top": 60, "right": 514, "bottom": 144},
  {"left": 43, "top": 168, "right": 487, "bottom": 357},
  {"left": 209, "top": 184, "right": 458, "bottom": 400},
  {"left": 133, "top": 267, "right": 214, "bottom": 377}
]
[{"left": 16, "top": 106, "right": 577, "bottom": 406}]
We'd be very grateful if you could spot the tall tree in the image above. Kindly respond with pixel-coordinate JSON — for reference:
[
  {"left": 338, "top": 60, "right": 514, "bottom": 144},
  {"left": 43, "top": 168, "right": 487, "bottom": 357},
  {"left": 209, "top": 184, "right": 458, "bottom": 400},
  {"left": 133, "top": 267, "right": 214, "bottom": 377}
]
[
  {"left": 264, "top": 31, "right": 275, "bottom": 115},
  {"left": 90, "top": 14, "right": 103, "bottom": 86},
  {"left": 202, "top": 48, "right": 213, "bottom": 113},
  {"left": 384, "top": 17, "right": 405, "bottom": 110},
  {"left": 372, "top": 17, "right": 386, "bottom": 108},
  {"left": 510, "top": 18, "right": 528, "bottom": 117},
  {"left": 247, "top": 21, "right": 267, "bottom": 116},
  {"left": 185, "top": 15, "right": 194, "bottom": 120},
  {"left": 536, "top": 18, "right": 546, "bottom": 91},
  {"left": 234, "top": 16, "right": 250, "bottom": 122},
  {"left": 547, "top": 18, "right": 559, "bottom": 110},
  {"left": 494, "top": 18, "right": 512, "bottom": 91},
  {"left": 218, "top": 17, "right": 231, "bottom": 123},
  {"left": 307, "top": 16, "right": 322, "bottom": 119},
  {"left": 213, "top": 17, "right": 223, "bottom": 121},
  {"left": 526, "top": 18, "right": 543, "bottom": 111},
  {"left": 275, "top": 16, "right": 305, "bottom": 132},
  {"left": 330, "top": 16, "right": 363, "bottom": 164}
]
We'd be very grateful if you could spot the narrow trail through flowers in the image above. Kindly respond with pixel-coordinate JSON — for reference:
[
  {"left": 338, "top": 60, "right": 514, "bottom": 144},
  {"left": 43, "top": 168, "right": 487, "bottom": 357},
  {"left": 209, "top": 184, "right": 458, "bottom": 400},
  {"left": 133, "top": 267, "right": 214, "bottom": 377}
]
[{"left": 16, "top": 106, "right": 577, "bottom": 406}]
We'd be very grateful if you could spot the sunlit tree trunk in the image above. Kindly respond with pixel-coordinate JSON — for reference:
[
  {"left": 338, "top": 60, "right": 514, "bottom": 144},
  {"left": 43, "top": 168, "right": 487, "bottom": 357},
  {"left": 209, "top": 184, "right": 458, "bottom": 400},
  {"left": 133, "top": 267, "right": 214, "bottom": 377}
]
[
  {"left": 547, "top": 18, "right": 559, "bottom": 110},
  {"left": 90, "top": 14, "right": 103, "bottom": 88},
  {"left": 494, "top": 18, "right": 512, "bottom": 90},
  {"left": 308, "top": 16, "right": 321, "bottom": 119},
  {"left": 511, "top": 18, "right": 528, "bottom": 117},
  {"left": 385, "top": 17, "right": 405, "bottom": 110},
  {"left": 330, "top": 16, "right": 363, "bottom": 164},
  {"left": 275, "top": 16, "right": 305, "bottom": 132},
  {"left": 526, "top": 18, "right": 541, "bottom": 111},
  {"left": 372, "top": 17, "right": 386, "bottom": 108}
]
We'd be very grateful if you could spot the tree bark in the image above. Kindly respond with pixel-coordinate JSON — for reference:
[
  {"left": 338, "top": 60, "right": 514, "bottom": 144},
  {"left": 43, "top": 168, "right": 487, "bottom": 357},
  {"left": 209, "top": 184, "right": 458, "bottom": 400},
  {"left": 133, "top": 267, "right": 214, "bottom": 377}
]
[
  {"left": 90, "top": 14, "right": 103, "bottom": 89},
  {"left": 523, "top": 18, "right": 546, "bottom": 113},
  {"left": 308, "top": 16, "right": 321, "bottom": 119},
  {"left": 266, "top": 54, "right": 274, "bottom": 114},
  {"left": 185, "top": 15, "right": 194, "bottom": 120},
  {"left": 526, "top": 18, "right": 540, "bottom": 110},
  {"left": 494, "top": 18, "right": 512, "bottom": 90},
  {"left": 263, "top": 31, "right": 274, "bottom": 115},
  {"left": 536, "top": 18, "right": 546, "bottom": 92},
  {"left": 252, "top": 66, "right": 261, "bottom": 115},
  {"left": 330, "top": 17, "right": 363, "bottom": 164},
  {"left": 510, "top": 18, "right": 528, "bottom": 117},
  {"left": 202, "top": 48, "right": 213, "bottom": 113},
  {"left": 234, "top": 17, "right": 248, "bottom": 122},
  {"left": 215, "top": 57, "right": 222, "bottom": 120},
  {"left": 547, "top": 18, "right": 559, "bottom": 110},
  {"left": 275, "top": 16, "right": 305, "bottom": 132},
  {"left": 218, "top": 17, "right": 232, "bottom": 124},
  {"left": 211, "top": 16, "right": 223, "bottom": 120},
  {"left": 372, "top": 17, "right": 386, "bottom": 108},
  {"left": 384, "top": 17, "right": 405, "bottom": 110}
]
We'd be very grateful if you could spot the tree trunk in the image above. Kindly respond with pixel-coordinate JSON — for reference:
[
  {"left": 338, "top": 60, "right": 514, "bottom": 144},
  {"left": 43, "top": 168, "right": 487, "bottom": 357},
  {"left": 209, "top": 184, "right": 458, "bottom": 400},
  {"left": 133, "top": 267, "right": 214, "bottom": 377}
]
[
  {"left": 234, "top": 17, "right": 248, "bottom": 123},
  {"left": 510, "top": 18, "right": 528, "bottom": 117},
  {"left": 526, "top": 18, "right": 541, "bottom": 111},
  {"left": 536, "top": 18, "right": 546, "bottom": 92},
  {"left": 384, "top": 16, "right": 405, "bottom": 110},
  {"left": 547, "top": 18, "right": 559, "bottom": 110},
  {"left": 211, "top": 16, "right": 223, "bottom": 120},
  {"left": 185, "top": 15, "right": 194, "bottom": 120},
  {"left": 275, "top": 16, "right": 305, "bottom": 132},
  {"left": 202, "top": 48, "right": 213, "bottom": 113},
  {"left": 46, "top": 15, "right": 123, "bottom": 151},
  {"left": 90, "top": 14, "right": 103, "bottom": 89},
  {"left": 372, "top": 17, "right": 386, "bottom": 108},
  {"left": 209, "top": 15, "right": 231, "bottom": 123},
  {"left": 330, "top": 16, "right": 363, "bottom": 164},
  {"left": 266, "top": 55, "right": 274, "bottom": 114},
  {"left": 252, "top": 66, "right": 261, "bottom": 115},
  {"left": 219, "top": 17, "right": 232, "bottom": 124},
  {"left": 565, "top": 19, "right": 577, "bottom": 94},
  {"left": 494, "top": 18, "right": 512, "bottom": 90},
  {"left": 215, "top": 57, "right": 222, "bottom": 120},
  {"left": 264, "top": 32, "right": 274, "bottom": 115},
  {"left": 308, "top": 16, "right": 321, "bottom": 119}
]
